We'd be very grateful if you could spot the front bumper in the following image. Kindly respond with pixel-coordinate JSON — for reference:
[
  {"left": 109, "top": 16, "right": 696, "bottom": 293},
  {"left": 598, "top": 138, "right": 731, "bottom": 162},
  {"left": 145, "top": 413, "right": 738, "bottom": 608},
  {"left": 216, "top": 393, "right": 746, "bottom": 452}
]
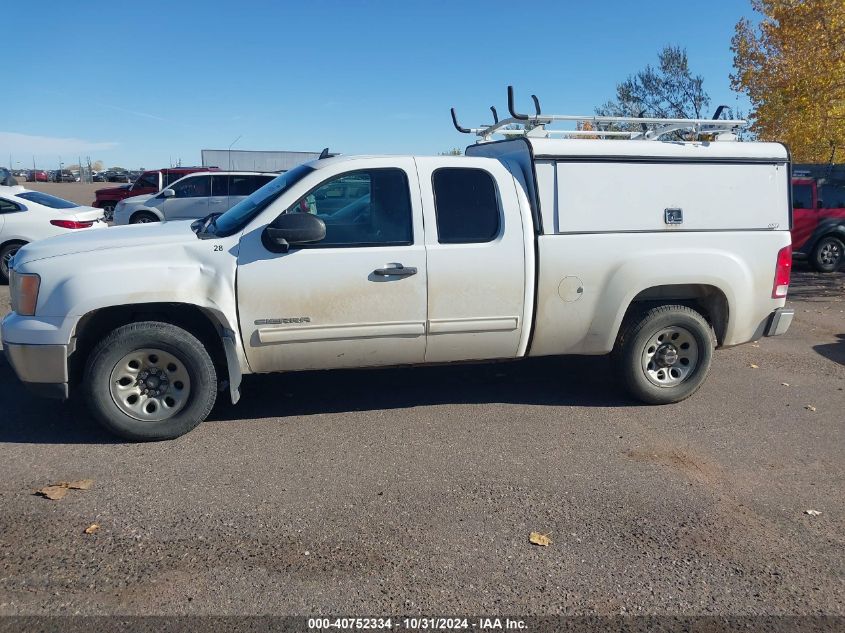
[
  {"left": 764, "top": 307, "right": 794, "bottom": 337},
  {"left": 3, "top": 342, "right": 69, "bottom": 400}
]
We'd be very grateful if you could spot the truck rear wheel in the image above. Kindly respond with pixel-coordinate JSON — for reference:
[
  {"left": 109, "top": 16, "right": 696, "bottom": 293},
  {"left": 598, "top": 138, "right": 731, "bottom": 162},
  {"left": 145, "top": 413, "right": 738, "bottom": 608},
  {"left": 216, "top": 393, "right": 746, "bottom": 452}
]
[
  {"left": 83, "top": 321, "right": 217, "bottom": 440},
  {"left": 614, "top": 304, "right": 715, "bottom": 405},
  {"left": 810, "top": 235, "right": 844, "bottom": 273}
]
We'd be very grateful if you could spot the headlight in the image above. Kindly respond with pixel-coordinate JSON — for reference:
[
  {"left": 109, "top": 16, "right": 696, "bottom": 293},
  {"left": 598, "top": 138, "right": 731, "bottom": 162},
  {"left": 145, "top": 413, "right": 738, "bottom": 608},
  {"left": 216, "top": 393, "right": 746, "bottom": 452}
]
[{"left": 10, "top": 270, "right": 40, "bottom": 316}]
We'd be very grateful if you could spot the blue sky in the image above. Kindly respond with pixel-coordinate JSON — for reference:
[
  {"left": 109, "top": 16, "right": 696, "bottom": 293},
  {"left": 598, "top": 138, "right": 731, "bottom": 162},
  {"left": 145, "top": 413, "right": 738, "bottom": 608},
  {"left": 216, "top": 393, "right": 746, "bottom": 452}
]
[{"left": 4, "top": 0, "right": 757, "bottom": 170}]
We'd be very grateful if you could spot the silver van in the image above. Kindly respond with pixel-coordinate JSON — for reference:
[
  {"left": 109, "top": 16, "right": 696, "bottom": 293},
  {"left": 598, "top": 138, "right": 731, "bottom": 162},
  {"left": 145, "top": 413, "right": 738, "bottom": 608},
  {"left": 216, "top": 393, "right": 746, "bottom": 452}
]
[{"left": 112, "top": 171, "right": 276, "bottom": 225}]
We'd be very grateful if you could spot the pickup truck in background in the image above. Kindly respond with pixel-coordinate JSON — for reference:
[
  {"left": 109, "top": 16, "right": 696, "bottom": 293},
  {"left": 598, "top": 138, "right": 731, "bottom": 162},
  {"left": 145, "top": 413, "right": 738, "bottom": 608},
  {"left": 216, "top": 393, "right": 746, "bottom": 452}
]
[
  {"left": 791, "top": 175, "right": 845, "bottom": 272},
  {"left": 92, "top": 166, "right": 218, "bottom": 220},
  {"left": 1, "top": 91, "right": 795, "bottom": 440}
]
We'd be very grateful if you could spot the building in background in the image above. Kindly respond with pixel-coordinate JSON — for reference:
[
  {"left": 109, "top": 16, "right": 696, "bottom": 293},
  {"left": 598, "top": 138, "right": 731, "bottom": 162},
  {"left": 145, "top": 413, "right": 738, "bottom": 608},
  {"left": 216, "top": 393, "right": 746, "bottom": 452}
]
[{"left": 201, "top": 149, "right": 321, "bottom": 172}]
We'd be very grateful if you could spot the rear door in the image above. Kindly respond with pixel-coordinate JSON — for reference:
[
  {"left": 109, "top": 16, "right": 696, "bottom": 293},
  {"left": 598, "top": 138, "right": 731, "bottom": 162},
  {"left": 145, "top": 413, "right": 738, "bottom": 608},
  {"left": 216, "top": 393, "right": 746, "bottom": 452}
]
[{"left": 415, "top": 158, "right": 527, "bottom": 362}]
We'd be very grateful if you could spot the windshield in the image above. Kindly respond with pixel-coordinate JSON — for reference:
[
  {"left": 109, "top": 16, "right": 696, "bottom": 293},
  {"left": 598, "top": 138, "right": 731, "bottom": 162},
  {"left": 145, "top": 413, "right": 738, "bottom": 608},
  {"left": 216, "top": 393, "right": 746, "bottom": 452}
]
[
  {"left": 16, "top": 191, "right": 78, "bottom": 209},
  {"left": 213, "top": 164, "right": 314, "bottom": 236}
]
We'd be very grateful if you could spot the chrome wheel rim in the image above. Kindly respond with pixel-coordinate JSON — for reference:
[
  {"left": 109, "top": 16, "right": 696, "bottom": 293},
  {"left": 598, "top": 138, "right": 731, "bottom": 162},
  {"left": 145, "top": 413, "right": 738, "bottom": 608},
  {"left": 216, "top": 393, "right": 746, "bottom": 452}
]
[
  {"left": 109, "top": 348, "right": 191, "bottom": 421},
  {"left": 134, "top": 216, "right": 152, "bottom": 224},
  {"left": 820, "top": 241, "right": 841, "bottom": 266},
  {"left": 641, "top": 326, "right": 699, "bottom": 387},
  {"left": 2, "top": 247, "right": 18, "bottom": 275}
]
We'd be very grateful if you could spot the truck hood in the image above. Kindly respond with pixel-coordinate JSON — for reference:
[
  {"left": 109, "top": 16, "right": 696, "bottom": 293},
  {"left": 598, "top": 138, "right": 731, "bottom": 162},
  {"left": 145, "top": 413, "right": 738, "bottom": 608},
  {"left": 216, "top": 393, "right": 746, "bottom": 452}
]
[{"left": 15, "top": 221, "right": 198, "bottom": 266}]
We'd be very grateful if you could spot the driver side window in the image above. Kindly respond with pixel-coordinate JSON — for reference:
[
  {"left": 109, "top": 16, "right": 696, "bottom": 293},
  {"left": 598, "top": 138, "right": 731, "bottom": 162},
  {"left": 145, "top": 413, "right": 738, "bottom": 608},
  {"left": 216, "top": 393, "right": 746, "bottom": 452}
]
[
  {"left": 171, "top": 175, "right": 211, "bottom": 198},
  {"left": 283, "top": 168, "right": 412, "bottom": 247}
]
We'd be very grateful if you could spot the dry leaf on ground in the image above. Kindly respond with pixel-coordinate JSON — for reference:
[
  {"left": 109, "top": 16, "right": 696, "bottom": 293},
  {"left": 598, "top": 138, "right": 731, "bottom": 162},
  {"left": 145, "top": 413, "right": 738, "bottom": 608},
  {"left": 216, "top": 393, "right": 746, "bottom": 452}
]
[
  {"left": 63, "top": 479, "right": 94, "bottom": 490},
  {"left": 84, "top": 524, "right": 100, "bottom": 534},
  {"left": 804, "top": 510, "right": 822, "bottom": 516},
  {"left": 34, "top": 478, "right": 94, "bottom": 500},
  {"left": 805, "top": 405, "right": 817, "bottom": 412},
  {"left": 750, "top": 363, "right": 759, "bottom": 369},
  {"left": 35, "top": 486, "right": 69, "bottom": 501},
  {"left": 781, "top": 382, "right": 790, "bottom": 387},
  {"left": 529, "top": 531, "right": 552, "bottom": 546}
]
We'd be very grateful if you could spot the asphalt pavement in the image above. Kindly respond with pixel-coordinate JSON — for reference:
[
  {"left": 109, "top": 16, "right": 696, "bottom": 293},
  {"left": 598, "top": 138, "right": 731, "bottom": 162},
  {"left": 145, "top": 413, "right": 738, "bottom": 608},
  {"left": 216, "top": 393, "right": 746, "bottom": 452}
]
[{"left": 0, "top": 263, "right": 842, "bottom": 620}]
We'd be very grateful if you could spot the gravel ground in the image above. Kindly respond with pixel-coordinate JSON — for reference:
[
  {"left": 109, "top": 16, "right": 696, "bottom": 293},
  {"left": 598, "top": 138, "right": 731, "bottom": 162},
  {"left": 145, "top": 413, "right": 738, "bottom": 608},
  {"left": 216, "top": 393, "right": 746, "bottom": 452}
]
[
  {"left": 13, "top": 181, "right": 111, "bottom": 207},
  {"left": 0, "top": 262, "right": 842, "bottom": 620}
]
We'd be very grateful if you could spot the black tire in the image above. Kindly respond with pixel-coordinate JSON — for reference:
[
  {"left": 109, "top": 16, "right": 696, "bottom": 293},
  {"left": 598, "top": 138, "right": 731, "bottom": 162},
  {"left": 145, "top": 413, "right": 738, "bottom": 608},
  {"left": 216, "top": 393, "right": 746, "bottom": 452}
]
[
  {"left": 83, "top": 321, "right": 217, "bottom": 441},
  {"left": 613, "top": 304, "right": 715, "bottom": 405},
  {"left": 0, "top": 242, "right": 25, "bottom": 284},
  {"left": 101, "top": 203, "right": 116, "bottom": 222},
  {"left": 130, "top": 211, "right": 159, "bottom": 224},
  {"left": 809, "top": 235, "right": 844, "bottom": 273}
]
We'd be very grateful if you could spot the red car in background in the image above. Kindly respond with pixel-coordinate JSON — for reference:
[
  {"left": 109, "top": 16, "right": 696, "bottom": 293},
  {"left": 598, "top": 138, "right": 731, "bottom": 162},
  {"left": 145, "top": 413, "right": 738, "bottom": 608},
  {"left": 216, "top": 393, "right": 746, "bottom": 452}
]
[
  {"left": 92, "top": 166, "right": 218, "bottom": 220},
  {"left": 27, "top": 170, "right": 48, "bottom": 182},
  {"left": 791, "top": 174, "right": 845, "bottom": 272}
]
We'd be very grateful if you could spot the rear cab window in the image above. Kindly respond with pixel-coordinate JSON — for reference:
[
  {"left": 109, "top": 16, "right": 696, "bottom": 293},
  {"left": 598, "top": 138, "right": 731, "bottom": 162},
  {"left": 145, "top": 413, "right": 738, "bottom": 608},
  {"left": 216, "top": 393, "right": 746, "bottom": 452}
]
[
  {"left": 431, "top": 168, "right": 500, "bottom": 243},
  {"left": 132, "top": 172, "right": 160, "bottom": 191}
]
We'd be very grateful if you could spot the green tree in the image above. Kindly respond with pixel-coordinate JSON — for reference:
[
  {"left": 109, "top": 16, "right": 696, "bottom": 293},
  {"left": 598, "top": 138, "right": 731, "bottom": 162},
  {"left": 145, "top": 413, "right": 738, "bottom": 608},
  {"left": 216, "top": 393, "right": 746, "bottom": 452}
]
[{"left": 597, "top": 45, "right": 711, "bottom": 125}]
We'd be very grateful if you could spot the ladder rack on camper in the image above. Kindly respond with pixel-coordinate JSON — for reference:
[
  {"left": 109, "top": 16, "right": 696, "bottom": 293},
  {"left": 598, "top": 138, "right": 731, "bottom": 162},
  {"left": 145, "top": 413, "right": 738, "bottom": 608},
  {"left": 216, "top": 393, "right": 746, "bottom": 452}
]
[{"left": 451, "top": 86, "right": 747, "bottom": 143}]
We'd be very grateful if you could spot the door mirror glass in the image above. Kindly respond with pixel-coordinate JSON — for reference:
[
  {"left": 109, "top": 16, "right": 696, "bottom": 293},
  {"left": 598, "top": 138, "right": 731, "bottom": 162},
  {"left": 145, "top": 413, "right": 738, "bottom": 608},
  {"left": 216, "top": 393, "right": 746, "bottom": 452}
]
[
  {"left": 817, "top": 199, "right": 824, "bottom": 209},
  {"left": 160, "top": 188, "right": 175, "bottom": 198},
  {"left": 262, "top": 212, "right": 326, "bottom": 253}
]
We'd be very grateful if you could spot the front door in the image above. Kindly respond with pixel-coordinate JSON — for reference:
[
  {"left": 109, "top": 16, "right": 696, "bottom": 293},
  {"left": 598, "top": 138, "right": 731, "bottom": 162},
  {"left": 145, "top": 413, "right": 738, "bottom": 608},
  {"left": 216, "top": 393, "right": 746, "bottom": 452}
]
[
  {"left": 791, "top": 179, "right": 818, "bottom": 250},
  {"left": 160, "top": 174, "right": 211, "bottom": 221},
  {"left": 236, "top": 159, "right": 427, "bottom": 373}
]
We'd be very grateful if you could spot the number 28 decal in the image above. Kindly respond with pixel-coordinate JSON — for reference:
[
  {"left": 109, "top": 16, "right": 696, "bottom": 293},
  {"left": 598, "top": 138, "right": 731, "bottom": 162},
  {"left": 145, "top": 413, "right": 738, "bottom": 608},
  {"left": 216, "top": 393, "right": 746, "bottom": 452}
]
[{"left": 213, "top": 244, "right": 224, "bottom": 252}]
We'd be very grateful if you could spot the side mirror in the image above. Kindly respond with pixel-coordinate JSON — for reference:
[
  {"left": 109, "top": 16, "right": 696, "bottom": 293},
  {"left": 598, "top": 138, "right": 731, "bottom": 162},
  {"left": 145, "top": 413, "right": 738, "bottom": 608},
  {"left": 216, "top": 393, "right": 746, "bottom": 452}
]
[
  {"left": 160, "top": 188, "right": 175, "bottom": 198},
  {"left": 817, "top": 199, "right": 824, "bottom": 209},
  {"left": 262, "top": 212, "right": 326, "bottom": 253}
]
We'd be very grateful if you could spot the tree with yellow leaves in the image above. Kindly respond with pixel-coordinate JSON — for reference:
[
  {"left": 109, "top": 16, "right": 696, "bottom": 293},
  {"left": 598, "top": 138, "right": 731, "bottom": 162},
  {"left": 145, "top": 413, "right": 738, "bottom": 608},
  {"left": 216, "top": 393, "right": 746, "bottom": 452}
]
[{"left": 732, "top": 0, "right": 845, "bottom": 162}]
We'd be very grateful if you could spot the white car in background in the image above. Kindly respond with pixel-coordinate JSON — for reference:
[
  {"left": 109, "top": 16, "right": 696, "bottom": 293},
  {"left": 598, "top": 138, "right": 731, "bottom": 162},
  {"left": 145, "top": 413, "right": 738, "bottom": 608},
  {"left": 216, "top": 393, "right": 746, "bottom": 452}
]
[
  {"left": 0, "top": 186, "right": 107, "bottom": 282},
  {"left": 113, "top": 171, "right": 276, "bottom": 225}
]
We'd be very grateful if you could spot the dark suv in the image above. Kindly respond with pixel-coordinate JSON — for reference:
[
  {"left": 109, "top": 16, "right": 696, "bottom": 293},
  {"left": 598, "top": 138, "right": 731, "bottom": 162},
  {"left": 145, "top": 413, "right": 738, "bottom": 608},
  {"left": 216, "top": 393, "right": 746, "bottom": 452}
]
[
  {"left": 53, "top": 170, "right": 75, "bottom": 183},
  {"left": 93, "top": 166, "right": 219, "bottom": 220}
]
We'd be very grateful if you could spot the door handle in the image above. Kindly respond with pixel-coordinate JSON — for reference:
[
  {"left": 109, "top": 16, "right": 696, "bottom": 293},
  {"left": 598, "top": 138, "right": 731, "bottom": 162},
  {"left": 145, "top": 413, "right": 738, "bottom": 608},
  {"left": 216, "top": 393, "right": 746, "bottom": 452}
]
[
  {"left": 210, "top": 198, "right": 224, "bottom": 203},
  {"left": 373, "top": 264, "right": 417, "bottom": 277}
]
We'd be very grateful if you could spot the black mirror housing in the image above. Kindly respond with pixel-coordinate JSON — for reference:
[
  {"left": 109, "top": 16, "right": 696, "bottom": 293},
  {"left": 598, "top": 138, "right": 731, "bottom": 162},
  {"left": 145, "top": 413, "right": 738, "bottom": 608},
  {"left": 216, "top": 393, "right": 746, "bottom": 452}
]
[{"left": 262, "top": 212, "right": 326, "bottom": 253}]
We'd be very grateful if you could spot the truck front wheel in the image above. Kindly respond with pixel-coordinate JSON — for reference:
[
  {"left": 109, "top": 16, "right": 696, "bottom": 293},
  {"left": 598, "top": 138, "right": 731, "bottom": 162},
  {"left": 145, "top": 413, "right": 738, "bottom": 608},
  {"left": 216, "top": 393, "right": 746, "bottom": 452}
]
[
  {"left": 83, "top": 321, "right": 217, "bottom": 440},
  {"left": 614, "top": 305, "right": 715, "bottom": 405}
]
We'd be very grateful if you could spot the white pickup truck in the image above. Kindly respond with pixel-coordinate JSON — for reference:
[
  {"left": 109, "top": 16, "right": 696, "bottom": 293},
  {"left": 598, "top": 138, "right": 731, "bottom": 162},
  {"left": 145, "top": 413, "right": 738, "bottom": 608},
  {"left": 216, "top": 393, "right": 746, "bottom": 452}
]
[{"left": 1, "top": 93, "right": 795, "bottom": 440}]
